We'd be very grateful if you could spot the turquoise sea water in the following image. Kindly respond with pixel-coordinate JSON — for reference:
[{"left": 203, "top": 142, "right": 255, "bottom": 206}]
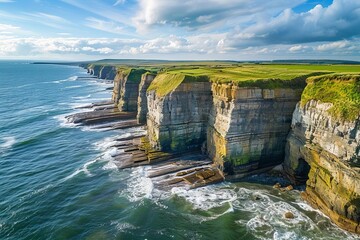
[{"left": 0, "top": 61, "right": 357, "bottom": 240}]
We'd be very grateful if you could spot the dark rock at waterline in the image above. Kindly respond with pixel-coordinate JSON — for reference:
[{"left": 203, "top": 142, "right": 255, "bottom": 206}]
[{"left": 66, "top": 108, "right": 136, "bottom": 125}]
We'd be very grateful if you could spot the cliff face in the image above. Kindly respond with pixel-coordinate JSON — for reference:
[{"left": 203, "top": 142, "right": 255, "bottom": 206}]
[
  {"left": 137, "top": 73, "right": 156, "bottom": 124},
  {"left": 111, "top": 69, "right": 147, "bottom": 111},
  {"left": 87, "top": 65, "right": 116, "bottom": 80},
  {"left": 207, "top": 83, "right": 302, "bottom": 175},
  {"left": 99, "top": 66, "right": 116, "bottom": 80},
  {"left": 112, "top": 71, "right": 125, "bottom": 106},
  {"left": 90, "top": 65, "right": 102, "bottom": 77},
  {"left": 147, "top": 81, "right": 212, "bottom": 152},
  {"left": 284, "top": 100, "right": 360, "bottom": 233}
]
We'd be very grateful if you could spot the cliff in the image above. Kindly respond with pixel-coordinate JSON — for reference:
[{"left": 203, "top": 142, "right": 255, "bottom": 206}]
[
  {"left": 80, "top": 61, "right": 360, "bottom": 234},
  {"left": 146, "top": 73, "right": 212, "bottom": 151},
  {"left": 112, "top": 68, "right": 148, "bottom": 111},
  {"left": 207, "top": 84, "right": 303, "bottom": 176},
  {"left": 99, "top": 65, "right": 117, "bottom": 80},
  {"left": 137, "top": 73, "right": 156, "bottom": 124},
  {"left": 86, "top": 64, "right": 117, "bottom": 80},
  {"left": 284, "top": 74, "right": 360, "bottom": 233}
]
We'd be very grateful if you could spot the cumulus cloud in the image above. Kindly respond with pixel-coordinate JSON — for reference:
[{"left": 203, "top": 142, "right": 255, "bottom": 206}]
[
  {"left": 0, "top": 23, "right": 19, "bottom": 31},
  {"left": 225, "top": 0, "right": 360, "bottom": 48},
  {"left": 289, "top": 45, "right": 309, "bottom": 52},
  {"left": 133, "top": 0, "right": 304, "bottom": 31},
  {"left": 316, "top": 40, "right": 349, "bottom": 51},
  {"left": 0, "top": 38, "right": 130, "bottom": 56}
]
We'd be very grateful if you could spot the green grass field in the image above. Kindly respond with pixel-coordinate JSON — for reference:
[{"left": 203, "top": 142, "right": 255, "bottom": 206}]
[
  {"left": 301, "top": 74, "right": 360, "bottom": 121},
  {"left": 147, "top": 64, "right": 359, "bottom": 96}
]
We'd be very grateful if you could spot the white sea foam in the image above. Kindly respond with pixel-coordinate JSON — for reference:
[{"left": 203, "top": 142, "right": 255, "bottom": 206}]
[
  {"left": 65, "top": 85, "right": 82, "bottom": 89},
  {"left": 0, "top": 136, "right": 16, "bottom": 149},
  {"left": 80, "top": 125, "right": 113, "bottom": 132},
  {"left": 52, "top": 76, "right": 78, "bottom": 84},
  {"left": 67, "top": 102, "right": 92, "bottom": 109},
  {"left": 75, "top": 97, "right": 109, "bottom": 102},
  {"left": 171, "top": 184, "right": 237, "bottom": 211},
  {"left": 53, "top": 114, "right": 79, "bottom": 128},
  {"left": 120, "top": 166, "right": 154, "bottom": 202},
  {"left": 71, "top": 94, "right": 91, "bottom": 100},
  {"left": 93, "top": 136, "right": 119, "bottom": 151},
  {"left": 111, "top": 221, "right": 138, "bottom": 232},
  {"left": 63, "top": 158, "right": 99, "bottom": 181}
]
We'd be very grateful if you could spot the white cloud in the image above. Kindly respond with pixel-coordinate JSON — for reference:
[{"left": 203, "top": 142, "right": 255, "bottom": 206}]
[
  {"left": 113, "top": 0, "right": 125, "bottom": 6},
  {"left": 85, "top": 17, "right": 124, "bottom": 35},
  {"left": 225, "top": 0, "right": 360, "bottom": 48},
  {"left": 25, "top": 12, "right": 72, "bottom": 29},
  {"left": 0, "top": 35, "right": 358, "bottom": 60},
  {"left": 316, "top": 40, "right": 350, "bottom": 51},
  {"left": 62, "top": 0, "right": 131, "bottom": 27},
  {"left": 289, "top": 45, "right": 308, "bottom": 52},
  {"left": 0, "top": 23, "right": 19, "bottom": 31},
  {"left": 133, "top": 0, "right": 305, "bottom": 31}
]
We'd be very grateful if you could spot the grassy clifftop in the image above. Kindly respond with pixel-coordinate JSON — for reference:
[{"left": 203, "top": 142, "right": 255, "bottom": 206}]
[
  {"left": 147, "top": 73, "right": 209, "bottom": 96},
  {"left": 301, "top": 74, "right": 360, "bottom": 121},
  {"left": 148, "top": 64, "right": 360, "bottom": 96}
]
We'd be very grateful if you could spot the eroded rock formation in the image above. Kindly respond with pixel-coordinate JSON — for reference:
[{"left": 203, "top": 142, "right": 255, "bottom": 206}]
[
  {"left": 284, "top": 100, "right": 360, "bottom": 233},
  {"left": 112, "top": 68, "right": 147, "bottom": 111},
  {"left": 207, "top": 83, "right": 303, "bottom": 177},
  {"left": 137, "top": 73, "right": 156, "bottom": 124},
  {"left": 81, "top": 62, "right": 360, "bottom": 234},
  {"left": 147, "top": 80, "right": 212, "bottom": 151}
]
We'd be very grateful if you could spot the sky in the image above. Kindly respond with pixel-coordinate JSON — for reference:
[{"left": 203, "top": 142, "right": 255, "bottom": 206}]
[{"left": 0, "top": 0, "right": 359, "bottom": 61}]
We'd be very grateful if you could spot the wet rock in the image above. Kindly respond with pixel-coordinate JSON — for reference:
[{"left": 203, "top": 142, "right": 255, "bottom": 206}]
[
  {"left": 273, "top": 183, "right": 282, "bottom": 189},
  {"left": 284, "top": 212, "right": 294, "bottom": 219}
]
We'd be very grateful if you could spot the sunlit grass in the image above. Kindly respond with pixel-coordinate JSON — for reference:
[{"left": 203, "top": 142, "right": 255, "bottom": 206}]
[{"left": 301, "top": 74, "right": 360, "bottom": 121}]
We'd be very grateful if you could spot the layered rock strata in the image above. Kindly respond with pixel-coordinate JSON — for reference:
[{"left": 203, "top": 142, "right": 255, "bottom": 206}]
[
  {"left": 112, "top": 69, "right": 147, "bottom": 111},
  {"left": 284, "top": 100, "right": 360, "bottom": 233},
  {"left": 88, "top": 64, "right": 102, "bottom": 77},
  {"left": 207, "top": 83, "right": 303, "bottom": 176},
  {"left": 147, "top": 79, "right": 212, "bottom": 152},
  {"left": 137, "top": 73, "right": 156, "bottom": 124},
  {"left": 99, "top": 65, "right": 116, "bottom": 80}
]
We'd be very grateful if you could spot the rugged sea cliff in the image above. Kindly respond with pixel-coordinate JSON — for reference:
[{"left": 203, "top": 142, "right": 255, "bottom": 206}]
[{"left": 84, "top": 62, "right": 360, "bottom": 234}]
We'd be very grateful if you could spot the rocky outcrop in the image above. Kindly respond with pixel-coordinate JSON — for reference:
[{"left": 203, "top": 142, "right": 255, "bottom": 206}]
[
  {"left": 85, "top": 64, "right": 117, "bottom": 80},
  {"left": 207, "top": 83, "right": 303, "bottom": 176},
  {"left": 284, "top": 100, "right": 360, "bottom": 233},
  {"left": 89, "top": 65, "right": 102, "bottom": 77},
  {"left": 147, "top": 76, "right": 212, "bottom": 152},
  {"left": 99, "top": 66, "right": 116, "bottom": 80},
  {"left": 112, "top": 68, "right": 147, "bottom": 111},
  {"left": 137, "top": 73, "right": 156, "bottom": 124},
  {"left": 112, "top": 71, "right": 125, "bottom": 105}
]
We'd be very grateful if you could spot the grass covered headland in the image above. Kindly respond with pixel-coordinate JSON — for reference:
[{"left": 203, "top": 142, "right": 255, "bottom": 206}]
[
  {"left": 147, "top": 64, "right": 360, "bottom": 96},
  {"left": 301, "top": 74, "right": 360, "bottom": 121}
]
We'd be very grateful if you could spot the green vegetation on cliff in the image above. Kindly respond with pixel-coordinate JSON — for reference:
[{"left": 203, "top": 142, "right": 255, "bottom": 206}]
[
  {"left": 148, "top": 64, "right": 360, "bottom": 96},
  {"left": 147, "top": 73, "right": 209, "bottom": 96},
  {"left": 301, "top": 74, "right": 360, "bottom": 121}
]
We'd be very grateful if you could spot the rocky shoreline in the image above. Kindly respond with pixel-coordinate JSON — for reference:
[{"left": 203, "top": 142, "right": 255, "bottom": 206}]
[{"left": 66, "top": 62, "right": 359, "bottom": 234}]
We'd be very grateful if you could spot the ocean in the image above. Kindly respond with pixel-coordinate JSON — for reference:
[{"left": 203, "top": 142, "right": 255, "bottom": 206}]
[{"left": 0, "top": 61, "right": 357, "bottom": 240}]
